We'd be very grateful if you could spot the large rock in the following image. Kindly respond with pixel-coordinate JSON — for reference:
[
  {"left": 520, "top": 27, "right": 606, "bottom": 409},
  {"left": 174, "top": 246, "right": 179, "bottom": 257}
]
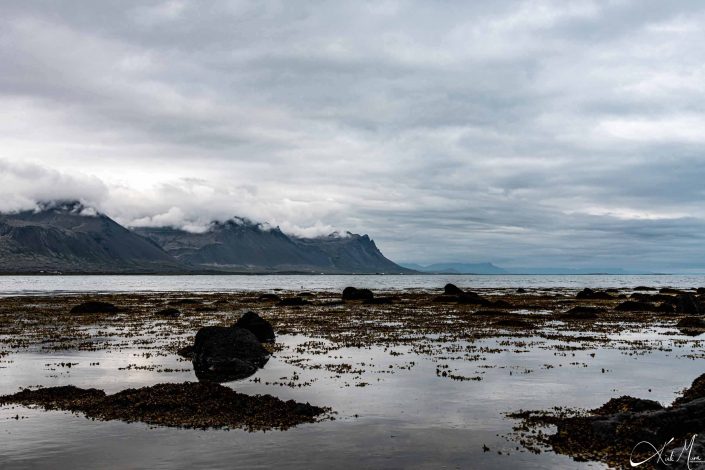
[
  {"left": 675, "top": 293, "right": 703, "bottom": 315},
  {"left": 576, "top": 288, "right": 612, "bottom": 300},
  {"left": 526, "top": 373, "right": 705, "bottom": 469},
  {"left": 234, "top": 311, "right": 275, "bottom": 343},
  {"left": 444, "top": 283, "right": 464, "bottom": 295},
  {"left": 342, "top": 287, "right": 374, "bottom": 301},
  {"left": 192, "top": 326, "right": 269, "bottom": 382}
]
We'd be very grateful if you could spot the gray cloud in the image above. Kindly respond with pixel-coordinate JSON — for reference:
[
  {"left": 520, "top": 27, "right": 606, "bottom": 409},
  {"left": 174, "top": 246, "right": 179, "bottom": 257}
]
[{"left": 1, "top": 0, "right": 704, "bottom": 271}]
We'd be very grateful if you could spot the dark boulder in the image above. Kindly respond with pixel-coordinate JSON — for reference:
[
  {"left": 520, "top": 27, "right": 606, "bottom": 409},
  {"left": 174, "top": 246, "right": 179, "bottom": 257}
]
[
  {"left": 659, "top": 287, "right": 682, "bottom": 294},
  {"left": 576, "top": 288, "right": 612, "bottom": 300},
  {"left": 633, "top": 286, "right": 657, "bottom": 291},
  {"left": 516, "top": 288, "right": 527, "bottom": 293},
  {"left": 155, "top": 307, "right": 181, "bottom": 318},
  {"left": 192, "top": 326, "right": 269, "bottom": 382},
  {"left": 592, "top": 395, "right": 664, "bottom": 415},
  {"left": 675, "top": 293, "right": 703, "bottom": 315},
  {"left": 342, "top": 287, "right": 374, "bottom": 301},
  {"left": 444, "top": 283, "right": 464, "bottom": 295},
  {"left": 651, "top": 294, "right": 679, "bottom": 304},
  {"left": 234, "top": 311, "right": 275, "bottom": 343},
  {"left": 70, "top": 301, "right": 120, "bottom": 314},
  {"left": 674, "top": 373, "right": 705, "bottom": 405},
  {"left": 697, "top": 287, "right": 705, "bottom": 295}
]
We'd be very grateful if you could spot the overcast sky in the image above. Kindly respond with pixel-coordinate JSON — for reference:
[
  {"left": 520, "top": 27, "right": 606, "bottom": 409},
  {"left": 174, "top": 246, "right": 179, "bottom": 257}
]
[{"left": 1, "top": 1, "right": 704, "bottom": 271}]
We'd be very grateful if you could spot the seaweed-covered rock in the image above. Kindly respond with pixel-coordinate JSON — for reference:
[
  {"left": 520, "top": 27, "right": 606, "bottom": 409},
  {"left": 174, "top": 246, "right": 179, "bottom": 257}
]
[
  {"left": 342, "top": 287, "right": 374, "bottom": 301},
  {"left": 675, "top": 293, "right": 703, "bottom": 315},
  {"left": 192, "top": 326, "right": 269, "bottom": 382},
  {"left": 592, "top": 396, "right": 663, "bottom": 415},
  {"left": 0, "top": 382, "right": 328, "bottom": 431},
  {"left": 674, "top": 373, "right": 705, "bottom": 405},
  {"left": 70, "top": 301, "right": 120, "bottom": 314},
  {"left": 444, "top": 283, "right": 464, "bottom": 295},
  {"left": 155, "top": 307, "right": 181, "bottom": 318},
  {"left": 576, "top": 288, "right": 612, "bottom": 300},
  {"left": 234, "top": 311, "right": 275, "bottom": 343},
  {"left": 510, "top": 372, "right": 705, "bottom": 469}
]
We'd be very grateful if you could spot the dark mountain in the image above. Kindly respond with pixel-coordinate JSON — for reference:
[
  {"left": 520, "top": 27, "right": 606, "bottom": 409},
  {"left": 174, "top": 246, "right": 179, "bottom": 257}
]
[
  {"left": 135, "top": 221, "right": 411, "bottom": 274},
  {"left": 0, "top": 202, "right": 410, "bottom": 274},
  {"left": 295, "top": 232, "right": 410, "bottom": 274},
  {"left": 402, "top": 262, "right": 507, "bottom": 274},
  {"left": 0, "top": 201, "right": 183, "bottom": 273},
  {"left": 134, "top": 219, "right": 328, "bottom": 271}
]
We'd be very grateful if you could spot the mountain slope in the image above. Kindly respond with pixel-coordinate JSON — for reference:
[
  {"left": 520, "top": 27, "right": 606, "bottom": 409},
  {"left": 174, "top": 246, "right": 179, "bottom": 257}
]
[
  {"left": 0, "top": 203, "right": 410, "bottom": 274},
  {"left": 294, "top": 232, "right": 409, "bottom": 273},
  {"left": 0, "top": 202, "right": 182, "bottom": 273},
  {"left": 134, "top": 219, "right": 330, "bottom": 271},
  {"left": 136, "top": 222, "right": 411, "bottom": 274}
]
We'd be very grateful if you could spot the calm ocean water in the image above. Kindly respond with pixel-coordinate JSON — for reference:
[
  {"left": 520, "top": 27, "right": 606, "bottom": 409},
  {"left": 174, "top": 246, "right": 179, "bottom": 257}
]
[{"left": 1, "top": 274, "right": 705, "bottom": 296}]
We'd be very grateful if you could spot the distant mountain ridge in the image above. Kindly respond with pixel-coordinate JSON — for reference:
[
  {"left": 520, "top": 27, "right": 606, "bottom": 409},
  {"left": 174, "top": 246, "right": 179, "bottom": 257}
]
[
  {"left": 135, "top": 221, "right": 409, "bottom": 273},
  {"left": 401, "top": 262, "right": 647, "bottom": 275},
  {"left": 403, "top": 262, "right": 507, "bottom": 274},
  {"left": 0, "top": 202, "right": 410, "bottom": 274}
]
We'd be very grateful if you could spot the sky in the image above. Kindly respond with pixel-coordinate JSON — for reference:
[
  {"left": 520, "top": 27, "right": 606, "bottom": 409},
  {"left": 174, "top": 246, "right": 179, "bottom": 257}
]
[{"left": 1, "top": 1, "right": 705, "bottom": 271}]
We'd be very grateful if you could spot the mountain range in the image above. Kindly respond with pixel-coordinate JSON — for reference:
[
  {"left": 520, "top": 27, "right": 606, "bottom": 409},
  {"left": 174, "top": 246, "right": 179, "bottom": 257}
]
[{"left": 0, "top": 202, "right": 411, "bottom": 274}]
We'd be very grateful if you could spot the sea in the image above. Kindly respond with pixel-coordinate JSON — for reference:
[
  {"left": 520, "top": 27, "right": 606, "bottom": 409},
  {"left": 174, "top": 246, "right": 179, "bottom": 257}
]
[{"left": 1, "top": 273, "right": 704, "bottom": 296}]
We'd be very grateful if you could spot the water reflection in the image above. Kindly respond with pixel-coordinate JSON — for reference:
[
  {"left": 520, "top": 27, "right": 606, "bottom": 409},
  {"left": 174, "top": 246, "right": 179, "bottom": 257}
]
[{"left": 2, "top": 324, "right": 705, "bottom": 469}]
